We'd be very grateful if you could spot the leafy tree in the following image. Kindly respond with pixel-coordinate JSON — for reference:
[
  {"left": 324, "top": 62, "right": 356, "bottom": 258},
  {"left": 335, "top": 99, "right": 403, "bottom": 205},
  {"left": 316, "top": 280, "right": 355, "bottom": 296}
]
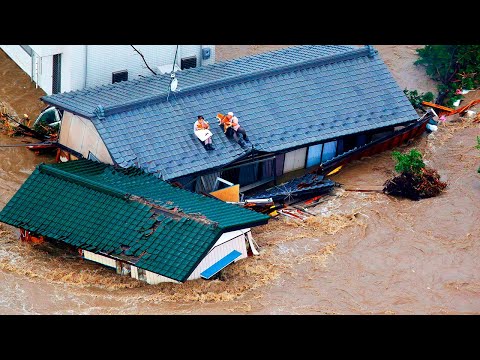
[
  {"left": 403, "top": 89, "right": 434, "bottom": 109},
  {"left": 392, "top": 149, "right": 425, "bottom": 175},
  {"left": 415, "top": 45, "right": 480, "bottom": 107}
]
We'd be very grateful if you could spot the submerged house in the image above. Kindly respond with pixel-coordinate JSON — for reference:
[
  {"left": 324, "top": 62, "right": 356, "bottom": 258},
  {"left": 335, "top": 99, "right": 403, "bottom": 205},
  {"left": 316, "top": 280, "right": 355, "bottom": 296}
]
[
  {"left": 0, "top": 159, "right": 269, "bottom": 283},
  {"left": 41, "top": 45, "right": 418, "bottom": 194},
  {"left": 0, "top": 45, "right": 215, "bottom": 95}
]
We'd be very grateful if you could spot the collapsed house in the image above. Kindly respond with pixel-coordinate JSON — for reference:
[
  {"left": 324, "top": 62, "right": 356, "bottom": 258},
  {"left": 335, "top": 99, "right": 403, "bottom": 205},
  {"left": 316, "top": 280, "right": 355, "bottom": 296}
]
[
  {"left": 0, "top": 159, "right": 269, "bottom": 283},
  {"left": 41, "top": 45, "right": 418, "bottom": 194}
]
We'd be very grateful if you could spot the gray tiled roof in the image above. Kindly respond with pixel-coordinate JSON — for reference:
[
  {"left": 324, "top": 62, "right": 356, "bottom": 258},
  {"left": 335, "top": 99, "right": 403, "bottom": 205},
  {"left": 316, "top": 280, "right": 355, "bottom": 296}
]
[{"left": 42, "top": 45, "right": 418, "bottom": 180}]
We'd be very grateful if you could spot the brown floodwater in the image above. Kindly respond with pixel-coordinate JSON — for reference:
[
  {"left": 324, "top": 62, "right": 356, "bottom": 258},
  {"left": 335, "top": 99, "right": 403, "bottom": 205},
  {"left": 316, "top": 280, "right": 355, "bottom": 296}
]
[{"left": 0, "top": 46, "right": 479, "bottom": 314}]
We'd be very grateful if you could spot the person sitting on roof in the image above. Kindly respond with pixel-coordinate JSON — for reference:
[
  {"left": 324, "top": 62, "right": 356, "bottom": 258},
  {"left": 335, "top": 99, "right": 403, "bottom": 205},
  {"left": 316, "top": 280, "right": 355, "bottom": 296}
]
[
  {"left": 219, "top": 112, "right": 249, "bottom": 146},
  {"left": 194, "top": 115, "right": 214, "bottom": 151},
  {"left": 218, "top": 112, "right": 235, "bottom": 138},
  {"left": 229, "top": 113, "right": 249, "bottom": 145}
]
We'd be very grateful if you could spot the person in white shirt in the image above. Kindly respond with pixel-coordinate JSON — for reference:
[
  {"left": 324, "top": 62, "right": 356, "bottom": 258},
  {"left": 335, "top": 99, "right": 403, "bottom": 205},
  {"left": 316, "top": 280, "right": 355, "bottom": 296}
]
[
  {"left": 194, "top": 115, "right": 214, "bottom": 150},
  {"left": 228, "top": 112, "right": 249, "bottom": 144}
]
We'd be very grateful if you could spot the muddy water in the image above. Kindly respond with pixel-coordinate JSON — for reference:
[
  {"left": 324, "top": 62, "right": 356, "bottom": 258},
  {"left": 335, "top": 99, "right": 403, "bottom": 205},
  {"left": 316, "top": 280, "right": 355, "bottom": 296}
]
[
  {"left": 0, "top": 49, "right": 46, "bottom": 118},
  {"left": 1, "top": 46, "right": 479, "bottom": 314}
]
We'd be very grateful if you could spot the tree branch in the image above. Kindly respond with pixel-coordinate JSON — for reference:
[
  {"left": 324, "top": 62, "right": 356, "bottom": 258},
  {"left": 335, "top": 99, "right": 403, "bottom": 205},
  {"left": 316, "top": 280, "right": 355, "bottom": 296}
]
[{"left": 130, "top": 45, "right": 157, "bottom": 75}]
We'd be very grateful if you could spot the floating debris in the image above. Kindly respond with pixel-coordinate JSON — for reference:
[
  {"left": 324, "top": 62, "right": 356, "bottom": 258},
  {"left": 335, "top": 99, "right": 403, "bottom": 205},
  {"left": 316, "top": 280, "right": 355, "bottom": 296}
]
[{"left": 246, "top": 173, "right": 336, "bottom": 204}]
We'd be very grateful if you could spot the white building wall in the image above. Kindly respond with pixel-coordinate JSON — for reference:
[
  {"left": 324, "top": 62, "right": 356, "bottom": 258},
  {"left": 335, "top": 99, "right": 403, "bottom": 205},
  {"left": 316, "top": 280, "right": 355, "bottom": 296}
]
[
  {"left": 187, "top": 229, "right": 249, "bottom": 280},
  {"left": 59, "top": 111, "right": 113, "bottom": 164},
  {"left": 1, "top": 45, "right": 215, "bottom": 95},
  {"left": 85, "top": 45, "right": 215, "bottom": 89},
  {"left": 38, "top": 55, "right": 54, "bottom": 95},
  {"left": 131, "top": 266, "right": 138, "bottom": 280},
  {"left": 283, "top": 147, "right": 308, "bottom": 173},
  {"left": 81, "top": 229, "right": 252, "bottom": 284},
  {"left": 30, "top": 45, "right": 66, "bottom": 57},
  {"left": 60, "top": 46, "right": 86, "bottom": 93},
  {"left": 82, "top": 250, "right": 116, "bottom": 268},
  {"left": 145, "top": 271, "right": 180, "bottom": 285},
  {"left": 178, "top": 44, "right": 215, "bottom": 67}
]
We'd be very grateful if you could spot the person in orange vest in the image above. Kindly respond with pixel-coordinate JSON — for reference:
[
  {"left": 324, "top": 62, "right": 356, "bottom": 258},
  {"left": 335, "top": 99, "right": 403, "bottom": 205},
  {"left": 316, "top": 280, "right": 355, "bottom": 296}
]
[
  {"left": 194, "top": 115, "right": 214, "bottom": 150},
  {"left": 229, "top": 112, "right": 249, "bottom": 144},
  {"left": 218, "top": 112, "right": 234, "bottom": 138}
]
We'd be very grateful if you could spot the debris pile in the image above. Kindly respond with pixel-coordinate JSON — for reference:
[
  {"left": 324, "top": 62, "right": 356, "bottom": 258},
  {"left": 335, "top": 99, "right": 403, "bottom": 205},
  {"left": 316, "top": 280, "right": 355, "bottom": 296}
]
[
  {"left": 247, "top": 173, "right": 336, "bottom": 204},
  {"left": 383, "top": 166, "right": 447, "bottom": 201}
]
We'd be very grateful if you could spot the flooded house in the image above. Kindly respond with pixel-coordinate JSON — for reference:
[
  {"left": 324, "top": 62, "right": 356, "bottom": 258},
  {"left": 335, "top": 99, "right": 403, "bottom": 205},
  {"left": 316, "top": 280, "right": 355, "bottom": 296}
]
[
  {"left": 0, "top": 45, "right": 215, "bottom": 95},
  {"left": 40, "top": 45, "right": 418, "bottom": 195},
  {"left": 0, "top": 159, "right": 269, "bottom": 283}
]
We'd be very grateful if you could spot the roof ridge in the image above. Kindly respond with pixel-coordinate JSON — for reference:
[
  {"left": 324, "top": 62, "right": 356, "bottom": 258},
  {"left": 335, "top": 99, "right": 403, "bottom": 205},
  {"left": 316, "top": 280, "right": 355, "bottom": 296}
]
[
  {"left": 39, "top": 163, "right": 128, "bottom": 199},
  {"left": 94, "top": 46, "right": 371, "bottom": 119},
  {"left": 129, "top": 194, "right": 218, "bottom": 228}
]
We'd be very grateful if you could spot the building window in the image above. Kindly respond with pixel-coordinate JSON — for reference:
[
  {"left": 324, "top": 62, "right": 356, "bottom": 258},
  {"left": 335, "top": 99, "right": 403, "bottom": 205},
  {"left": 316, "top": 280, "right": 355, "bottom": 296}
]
[{"left": 52, "top": 54, "right": 62, "bottom": 94}]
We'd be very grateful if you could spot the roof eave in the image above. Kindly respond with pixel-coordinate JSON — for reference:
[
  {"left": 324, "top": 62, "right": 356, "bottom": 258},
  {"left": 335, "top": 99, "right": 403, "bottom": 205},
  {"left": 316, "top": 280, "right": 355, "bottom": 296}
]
[{"left": 41, "top": 96, "right": 94, "bottom": 119}]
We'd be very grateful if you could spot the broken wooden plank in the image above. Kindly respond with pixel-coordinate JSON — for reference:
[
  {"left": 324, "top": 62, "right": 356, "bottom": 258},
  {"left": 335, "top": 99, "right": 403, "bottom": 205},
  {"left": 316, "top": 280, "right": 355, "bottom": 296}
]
[{"left": 343, "top": 185, "right": 384, "bottom": 193}]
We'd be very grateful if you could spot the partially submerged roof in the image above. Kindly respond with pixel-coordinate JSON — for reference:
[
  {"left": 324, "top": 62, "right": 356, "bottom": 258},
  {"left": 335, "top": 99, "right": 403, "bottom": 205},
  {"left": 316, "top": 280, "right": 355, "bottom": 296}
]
[
  {"left": 0, "top": 159, "right": 269, "bottom": 282},
  {"left": 42, "top": 45, "right": 418, "bottom": 180}
]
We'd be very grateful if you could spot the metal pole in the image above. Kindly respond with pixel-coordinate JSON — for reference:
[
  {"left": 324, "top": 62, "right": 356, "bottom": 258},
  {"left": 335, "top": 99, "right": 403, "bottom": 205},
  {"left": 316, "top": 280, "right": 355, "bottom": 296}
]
[{"left": 167, "top": 45, "right": 179, "bottom": 102}]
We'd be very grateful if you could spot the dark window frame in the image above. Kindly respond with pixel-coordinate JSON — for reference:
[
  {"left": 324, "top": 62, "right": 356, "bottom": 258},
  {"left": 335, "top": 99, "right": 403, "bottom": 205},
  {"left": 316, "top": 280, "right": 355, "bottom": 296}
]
[
  {"left": 181, "top": 56, "right": 197, "bottom": 70},
  {"left": 112, "top": 70, "right": 128, "bottom": 84}
]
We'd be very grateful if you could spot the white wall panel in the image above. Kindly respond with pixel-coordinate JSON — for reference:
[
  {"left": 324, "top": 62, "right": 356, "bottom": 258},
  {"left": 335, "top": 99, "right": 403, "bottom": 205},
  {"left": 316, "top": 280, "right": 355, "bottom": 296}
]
[
  {"left": 59, "top": 112, "right": 113, "bottom": 164},
  {"left": 283, "top": 147, "right": 307, "bottom": 173},
  {"left": 187, "top": 229, "right": 249, "bottom": 280},
  {"left": 83, "top": 250, "right": 116, "bottom": 268}
]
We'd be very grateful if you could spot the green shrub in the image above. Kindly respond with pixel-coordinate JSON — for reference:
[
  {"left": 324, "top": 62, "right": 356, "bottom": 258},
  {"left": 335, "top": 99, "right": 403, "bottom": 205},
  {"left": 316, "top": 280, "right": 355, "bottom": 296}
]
[
  {"left": 403, "top": 89, "right": 435, "bottom": 109},
  {"left": 392, "top": 149, "right": 425, "bottom": 175}
]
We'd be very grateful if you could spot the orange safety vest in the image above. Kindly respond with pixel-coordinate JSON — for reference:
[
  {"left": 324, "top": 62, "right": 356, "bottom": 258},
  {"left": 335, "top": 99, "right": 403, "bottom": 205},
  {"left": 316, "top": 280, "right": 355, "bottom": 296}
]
[{"left": 195, "top": 120, "right": 210, "bottom": 131}]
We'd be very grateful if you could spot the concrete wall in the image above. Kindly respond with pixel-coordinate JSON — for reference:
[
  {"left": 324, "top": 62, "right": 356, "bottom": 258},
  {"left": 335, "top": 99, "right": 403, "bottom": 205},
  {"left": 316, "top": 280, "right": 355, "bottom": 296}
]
[{"left": 59, "top": 112, "right": 113, "bottom": 164}]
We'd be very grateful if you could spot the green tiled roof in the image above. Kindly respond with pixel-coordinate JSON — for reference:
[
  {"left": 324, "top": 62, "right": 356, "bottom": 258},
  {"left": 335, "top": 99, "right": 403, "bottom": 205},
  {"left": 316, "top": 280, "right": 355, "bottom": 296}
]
[{"left": 0, "top": 159, "right": 269, "bottom": 282}]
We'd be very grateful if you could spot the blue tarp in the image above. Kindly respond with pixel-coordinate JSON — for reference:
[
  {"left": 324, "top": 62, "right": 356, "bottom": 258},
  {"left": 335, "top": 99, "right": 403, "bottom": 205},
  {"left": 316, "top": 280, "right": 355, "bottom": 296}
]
[{"left": 200, "top": 250, "right": 242, "bottom": 279}]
